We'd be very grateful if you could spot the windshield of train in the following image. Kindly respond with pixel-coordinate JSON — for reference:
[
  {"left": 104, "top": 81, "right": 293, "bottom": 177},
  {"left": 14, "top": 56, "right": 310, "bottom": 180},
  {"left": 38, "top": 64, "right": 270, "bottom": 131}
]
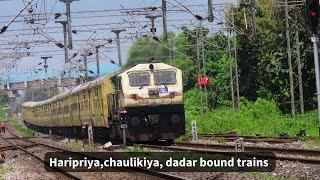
[
  {"left": 128, "top": 72, "right": 150, "bottom": 87},
  {"left": 154, "top": 71, "right": 176, "bottom": 85}
]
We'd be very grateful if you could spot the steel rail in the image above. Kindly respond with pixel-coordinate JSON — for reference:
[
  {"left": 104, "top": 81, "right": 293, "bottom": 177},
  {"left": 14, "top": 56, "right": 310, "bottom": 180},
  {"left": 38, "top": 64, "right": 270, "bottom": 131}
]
[
  {"left": 140, "top": 144, "right": 320, "bottom": 165},
  {"left": 6, "top": 127, "right": 188, "bottom": 180},
  {"left": 0, "top": 136, "right": 81, "bottom": 180}
]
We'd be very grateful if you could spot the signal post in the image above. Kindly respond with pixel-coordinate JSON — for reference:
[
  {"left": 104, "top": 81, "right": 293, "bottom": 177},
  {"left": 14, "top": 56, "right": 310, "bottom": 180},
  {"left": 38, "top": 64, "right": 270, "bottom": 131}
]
[{"left": 307, "top": 0, "right": 320, "bottom": 136}]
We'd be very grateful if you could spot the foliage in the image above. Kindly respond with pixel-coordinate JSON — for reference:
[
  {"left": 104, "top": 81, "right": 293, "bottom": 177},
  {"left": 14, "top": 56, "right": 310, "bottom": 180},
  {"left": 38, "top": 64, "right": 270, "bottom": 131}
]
[
  {"left": 123, "top": 0, "right": 320, "bottom": 136},
  {"left": 185, "top": 98, "right": 319, "bottom": 137},
  {"left": 0, "top": 165, "right": 13, "bottom": 179},
  {"left": 0, "top": 93, "right": 9, "bottom": 106},
  {"left": 0, "top": 108, "right": 6, "bottom": 121},
  {"left": 11, "top": 115, "right": 35, "bottom": 137}
]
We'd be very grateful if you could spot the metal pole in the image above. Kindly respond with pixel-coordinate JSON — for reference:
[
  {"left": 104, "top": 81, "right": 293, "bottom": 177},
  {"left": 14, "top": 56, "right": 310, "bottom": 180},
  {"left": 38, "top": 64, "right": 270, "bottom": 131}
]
[
  {"left": 196, "top": 26, "right": 203, "bottom": 114},
  {"left": 228, "top": 30, "right": 235, "bottom": 109},
  {"left": 162, "top": 0, "right": 168, "bottom": 43},
  {"left": 95, "top": 46, "right": 100, "bottom": 77},
  {"left": 111, "top": 29, "right": 126, "bottom": 67},
  {"left": 65, "top": 1, "right": 73, "bottom": 49},
  {"left": 232, "top": 10, "right": 240, "bottom": 109},
  {"left": 296, "top": 29, "right": 304, "bottom": 114},
  {"left": 285, "top": 0, "right": 296, "bottom": 118},
  {"left": 146, "top": 15, "right": 161, "bottom": 60},
  {"left": 41, "top": 56, "right": 52, "bottom": 78},
  {"left": 200, "top": 23, "right": 208, "bottom": 110},
  {"left": 311, "top": 35, "right": 320, "bottom": 137},
  {"left": 208, "top": 0, "right": 214, "bottom": 22},
  {"left": 62, "top": 23, "right": 68, "bottom": 64},
  {"left": 250, "top": 0, "right": 256, "bottom": 37},
  {"left": 84, "top": 54, "right": 88, "bottom": 82}
]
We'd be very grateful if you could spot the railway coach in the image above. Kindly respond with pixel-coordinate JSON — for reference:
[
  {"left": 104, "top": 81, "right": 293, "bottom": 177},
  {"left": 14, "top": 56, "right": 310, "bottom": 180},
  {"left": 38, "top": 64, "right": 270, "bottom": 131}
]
[{"left": 21, "top": 62, "right": 185, "bottom": 143}]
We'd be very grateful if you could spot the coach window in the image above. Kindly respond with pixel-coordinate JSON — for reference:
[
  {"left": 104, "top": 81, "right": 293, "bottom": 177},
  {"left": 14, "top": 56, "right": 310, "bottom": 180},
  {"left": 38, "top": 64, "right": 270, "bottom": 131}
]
[
  {"left": 117, "top": 77, "right": 122, "bottom": 91},
  {"left": 128, "top": 72, "right": 150, "bottom": 87},
  {"left": 154, "top": 71, "right": 176, "bottom": 85}
]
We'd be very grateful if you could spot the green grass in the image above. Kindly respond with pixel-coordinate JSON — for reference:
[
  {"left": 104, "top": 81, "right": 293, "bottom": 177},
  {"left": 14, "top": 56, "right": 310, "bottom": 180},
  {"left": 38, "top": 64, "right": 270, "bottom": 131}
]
[
  {"left": 11, "top": 115, "right": 35, "bottom": 137},
  {"left": 68, "top": 139, "right": 93, "bottom": 150},
  {"left": 0, "top": 165, "right": 13, "bottom": 180},
  {"left": 248, "top": 172, "right": 285, "bottom": 180},
  {"left": 122, "top": 145, "right": 150, "bottom": 153},
  {"left": 305, "top": 138, "right": 320, "bottom": 148},
  {"left": 185, "top": 98, "right": 319, "bottom": 137}
]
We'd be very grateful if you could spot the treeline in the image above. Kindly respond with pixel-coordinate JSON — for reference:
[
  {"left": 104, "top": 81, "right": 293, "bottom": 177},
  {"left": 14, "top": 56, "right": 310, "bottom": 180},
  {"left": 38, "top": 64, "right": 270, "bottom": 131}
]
[{"left": 124, "top": 0, "right": 317, "bottom": 114}]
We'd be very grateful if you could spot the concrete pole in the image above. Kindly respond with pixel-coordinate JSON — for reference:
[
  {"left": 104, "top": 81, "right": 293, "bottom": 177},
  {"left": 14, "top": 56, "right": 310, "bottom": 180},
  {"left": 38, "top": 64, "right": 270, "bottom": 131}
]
[{"left": 111, "top": 29, "right": 126, "bottom": 67}]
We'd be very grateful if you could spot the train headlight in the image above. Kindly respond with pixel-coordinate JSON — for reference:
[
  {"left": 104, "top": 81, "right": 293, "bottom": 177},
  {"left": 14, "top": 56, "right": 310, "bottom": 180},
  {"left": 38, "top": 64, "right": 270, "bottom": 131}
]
[
  {"left": 130, "top": 117, "right": 140, "bottom": 127},
  {"left": 130, "top": 94, "right": 138, "bottom": 100},
  {"left": 170, "top": 114, "right": 180, "bottom": 124},
  {"left": 170, "top": 91, "right": 176, "bottom": 98}
]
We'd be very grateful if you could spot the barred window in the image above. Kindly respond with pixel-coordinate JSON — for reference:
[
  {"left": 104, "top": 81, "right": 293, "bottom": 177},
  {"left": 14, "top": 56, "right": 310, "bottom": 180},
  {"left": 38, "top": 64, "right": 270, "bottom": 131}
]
[
  {"left": 154, "top": 71, "right": 176, "bottom": 85},
  {"left": 129, "top": 72, "right": 150, "bottom": 87}
]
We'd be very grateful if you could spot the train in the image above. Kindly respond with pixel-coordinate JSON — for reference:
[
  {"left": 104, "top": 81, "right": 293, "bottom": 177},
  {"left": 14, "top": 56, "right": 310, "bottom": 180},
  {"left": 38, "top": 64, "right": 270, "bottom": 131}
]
[{"left": 21, "top": 62, "right": 185, "bottom": 143}]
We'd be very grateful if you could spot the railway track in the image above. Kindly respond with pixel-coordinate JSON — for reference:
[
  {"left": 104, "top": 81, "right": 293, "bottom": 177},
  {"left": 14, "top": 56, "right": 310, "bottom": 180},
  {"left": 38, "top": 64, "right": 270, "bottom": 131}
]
[
  {"left": 3, "top": 125, "right": 188, "bottom": 180},
  {"left": 139, "top": 142, "right": 320, "bottom": 164},
  {"left": 194, "top": 133, "right": 299, "bottom": 143}
]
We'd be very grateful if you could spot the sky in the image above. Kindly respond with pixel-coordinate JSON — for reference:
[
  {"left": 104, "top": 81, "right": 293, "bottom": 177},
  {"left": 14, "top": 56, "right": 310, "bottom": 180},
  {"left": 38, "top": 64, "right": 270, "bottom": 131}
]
[{"left": 0, "top": 0, "right": 234, "bottom": 83}]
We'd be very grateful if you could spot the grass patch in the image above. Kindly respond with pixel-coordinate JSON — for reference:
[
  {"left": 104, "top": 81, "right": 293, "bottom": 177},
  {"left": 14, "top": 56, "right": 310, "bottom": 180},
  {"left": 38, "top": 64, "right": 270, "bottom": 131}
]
[
  {"left": 0, "top": 165, "right": 13, "bottom": 179},
  {"left": 11, "top": 115, "right": 35, "bottom": 137},
  {"left": 185, "top": 98, "right": 319, "bottom": 137},
  {"left": 122, "top": 145, "right": 150, "bottom": 153},
  {"left": 305, "top": 138, "right": 320, "bottom": 148},
  {"left": 248, "top": 172, "right": 284, "bottom": 180},
  {"left": 68, "top": 139, "right": 93, "bottom": 150}
]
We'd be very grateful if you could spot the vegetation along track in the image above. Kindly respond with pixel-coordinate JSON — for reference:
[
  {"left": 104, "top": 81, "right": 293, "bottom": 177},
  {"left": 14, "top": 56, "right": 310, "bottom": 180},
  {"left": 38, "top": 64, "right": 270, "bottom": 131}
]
[
  {"left": 140, "top": 143, "right": 320, "bottom": 164},
  {"left": 1, "top": 128, "right": 81, "bottom": 179},
  {"left": 4, "top": 125, "right": 188, "bottom": 180}
]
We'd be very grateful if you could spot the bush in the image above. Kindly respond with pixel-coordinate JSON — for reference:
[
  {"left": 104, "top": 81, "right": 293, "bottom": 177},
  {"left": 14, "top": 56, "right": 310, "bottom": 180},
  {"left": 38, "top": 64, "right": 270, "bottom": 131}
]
[{"left": 184, "top": 98, "right": 319, "bottom": 137}]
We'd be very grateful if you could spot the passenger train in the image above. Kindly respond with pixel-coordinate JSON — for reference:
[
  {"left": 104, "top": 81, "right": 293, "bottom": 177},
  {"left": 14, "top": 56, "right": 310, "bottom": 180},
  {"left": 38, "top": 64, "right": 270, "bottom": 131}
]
[{"left": 21, "top": 62, "right": 185, "bottom": 143}]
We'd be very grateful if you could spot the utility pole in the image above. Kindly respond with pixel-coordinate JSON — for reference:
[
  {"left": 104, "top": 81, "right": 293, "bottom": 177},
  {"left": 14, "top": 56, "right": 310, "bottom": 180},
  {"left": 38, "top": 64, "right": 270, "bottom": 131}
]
[
  {"left": 200, "top": 23, "right": 208, "bottom": 110},
  {"left": 232, "top": 10, "right": 240, "bottom": 109},
  {"left": 228, "top": 30, "right": 235, "bottom": 109},
  {"left": 111, "top": 29, "right": 126, "bottom": 67},
  {"left": 95, "top": 45, "right": 104, "bottom": 77},
  {"left": 312, "top": 35, "right": 320, "bottom": 137},
  {"left": 55, "top": 20, "right": 68, "bottom": 64},
  {"left": 83, "top": 54, "right": 88, "bottom": 82},
  {"left": 59, "top": 0, "right": 77, "bottom": 49},
  {"left": 295, "top": 29, "right": 304, "bottom": 114},
  {"left": 41, "top": 56, "right": 52, "bottom": 77},
  {"left": 162, "top": 0, "right": 168, "bottom": 43},
  {"left": 146, "top": 15, "right": 162, "bottom": 59},
  {"left": 285, "top": 0, "right": 296, "bottom": 118},
  {"left": 250, "top": 0, "right": 257, "bottom": 37},
  {"left": 196, "top": 26, "right": 203, "bottom": 114},
  {"left": 208, "top": 0, "right": 214, "bottom": 22}
]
